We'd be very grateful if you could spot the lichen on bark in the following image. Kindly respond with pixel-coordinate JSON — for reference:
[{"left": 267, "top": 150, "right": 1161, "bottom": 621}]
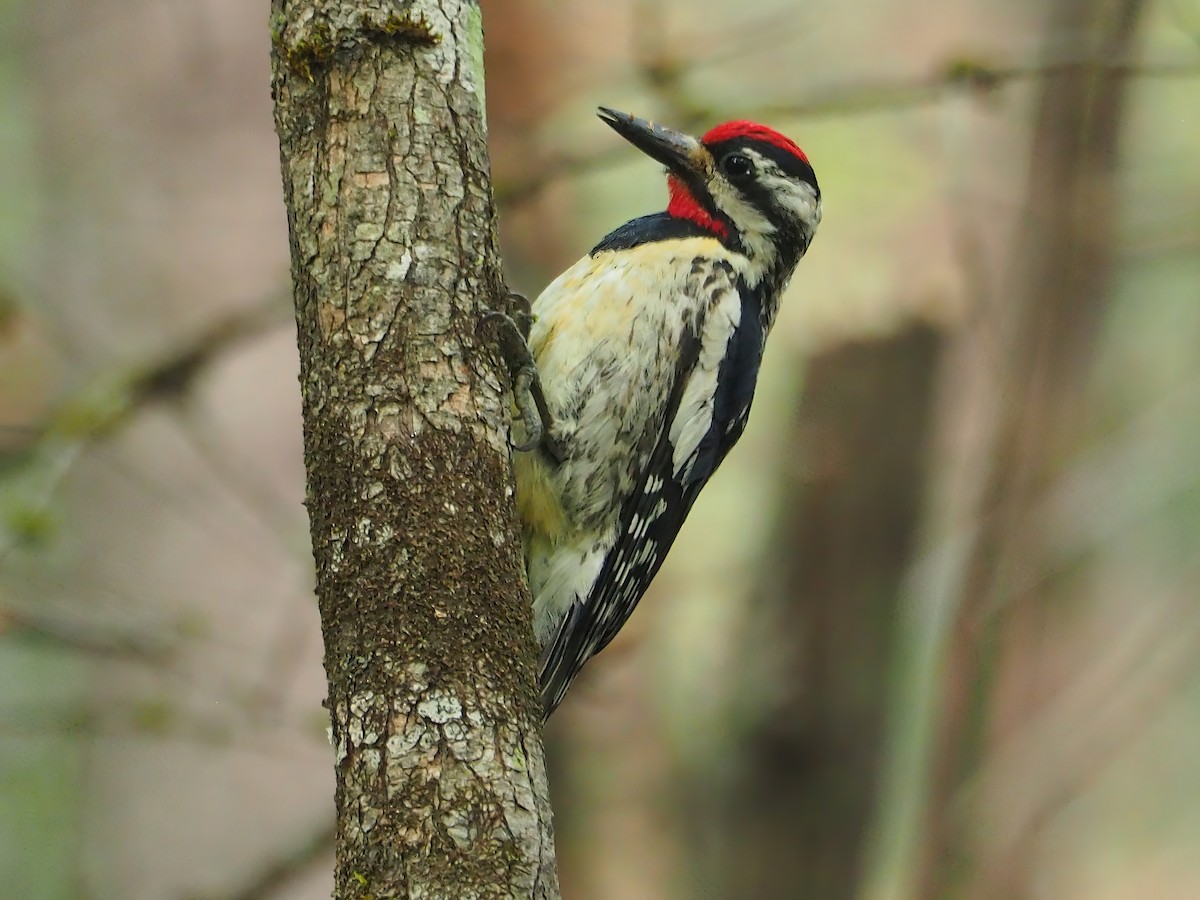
[{"left": 269, "top": 1, "right": 560, "bottom": 897}]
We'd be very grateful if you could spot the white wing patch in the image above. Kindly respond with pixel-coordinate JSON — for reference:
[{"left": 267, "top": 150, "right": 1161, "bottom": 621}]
[
  {"left": 669, "top": 276, "right": 742, "bottom": 481},
  {"left": 528, "top": 534, "right": 609, "bottom": 645}
]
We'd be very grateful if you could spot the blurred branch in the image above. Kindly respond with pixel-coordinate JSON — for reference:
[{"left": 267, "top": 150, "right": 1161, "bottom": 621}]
[
  {"left": 855, "top": 375, "right": 1200, "bottom": 898},
  {"left": 206, "top": 820, "right": 335, "bottom": 900},
  {"left": 0, "top": 696, "right": 328, "bottom": 758},
  {"left": 68, "top": 294, "right": 291, "bottom": 438},
  {"left": 963, "top": 567, "right": 1200, "bottom": 884},
  {"left": 496, "top": 50, "right": 1200, "bottom": 208},
  {"left": 1020, "top": 379, "right": 1200, "bottom": 583},
  {"left": 0, "top": 602, "right": 173, "bottom": 662},
  {"left": 0, "top": 293, "right": 291, "bottom": 563},
  {"left": 0, "top": 294, "right": 295, "bottom": 685},
  {"left": 759, "top": 53, "right": 1199, "bottom": 119},
  {"left": 31, "top": 291, "right": 288, "bottom": 448}
]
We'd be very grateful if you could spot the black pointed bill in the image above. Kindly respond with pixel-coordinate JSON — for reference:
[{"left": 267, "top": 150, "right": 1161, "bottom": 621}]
[{"left": 597, "top": 107, "right": 708, "bottom": 177}]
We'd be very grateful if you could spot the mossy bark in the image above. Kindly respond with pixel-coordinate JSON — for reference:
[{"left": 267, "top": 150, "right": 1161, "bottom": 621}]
[{"left": 270, "top": 1, "right": 559, "bottom": 897}]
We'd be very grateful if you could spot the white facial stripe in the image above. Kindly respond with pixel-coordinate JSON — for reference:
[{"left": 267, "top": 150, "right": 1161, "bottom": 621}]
[
  {"left": 708, "top": 148, "right": 778, "bottom": 276},
  {"left": 708, "top": 174, "right": 776, "bottom": 236},
  {"left": 757, "top": 170, "right": 822, "bottom": 227},
  {"left": 710, "top": 149, "right": 810, "bottom": 229},
  {"left": 702, "top": 146, "right": 821, "bottom": 285},
  {"left": 744, "top": 151, "right": 820, "bottom": 225}
]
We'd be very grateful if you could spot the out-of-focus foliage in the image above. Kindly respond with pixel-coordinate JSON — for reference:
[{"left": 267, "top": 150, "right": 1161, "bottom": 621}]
[{"left": 1, "top": 0, "right": 1198, "bottom": 898}]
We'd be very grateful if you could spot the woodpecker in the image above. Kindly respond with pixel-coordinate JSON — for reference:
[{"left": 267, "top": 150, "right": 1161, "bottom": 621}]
[{"left": 504, "top": 108, "right": 821, "bottom": 718}]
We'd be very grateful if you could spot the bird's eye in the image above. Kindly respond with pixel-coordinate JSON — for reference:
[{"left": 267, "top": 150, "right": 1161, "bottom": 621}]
[{"left": 720, "top": 153, "right": 754, "bottom": 180}]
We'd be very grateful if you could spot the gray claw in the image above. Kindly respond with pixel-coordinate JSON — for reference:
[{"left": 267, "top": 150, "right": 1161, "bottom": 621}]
[
  {"left": 511, "top": 366, "right": 544, "bottom": 452},
  {"left": 480, "top": 300, "right": 563, "bottom": 462}
]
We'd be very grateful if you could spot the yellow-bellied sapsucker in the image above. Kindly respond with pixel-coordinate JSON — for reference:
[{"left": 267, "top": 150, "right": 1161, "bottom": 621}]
[{"left": 500, "top": 109, "right": 821, "bottom": 718}]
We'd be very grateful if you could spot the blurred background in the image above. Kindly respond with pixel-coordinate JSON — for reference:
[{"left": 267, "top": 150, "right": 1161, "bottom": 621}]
[{"left": 2, "top": 0, "right": 1199, "bottom": 897}]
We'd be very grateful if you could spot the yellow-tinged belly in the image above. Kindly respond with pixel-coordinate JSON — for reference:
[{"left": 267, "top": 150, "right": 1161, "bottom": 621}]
[{"left": 514, "top": 450, "right": 569, "bottom": 544}]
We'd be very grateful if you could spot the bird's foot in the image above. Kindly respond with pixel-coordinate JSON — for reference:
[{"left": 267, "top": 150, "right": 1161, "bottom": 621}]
[{"left": 481, "top": 293, "right": 564, "bottom": 461}]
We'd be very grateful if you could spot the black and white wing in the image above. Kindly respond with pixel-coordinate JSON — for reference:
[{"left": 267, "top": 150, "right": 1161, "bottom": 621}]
[{"left": 538, "top": 262, "right": 766, "bottom": 717}]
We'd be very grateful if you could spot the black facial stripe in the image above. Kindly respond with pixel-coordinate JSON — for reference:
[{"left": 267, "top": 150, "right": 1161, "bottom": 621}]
[
  {"left": 728, "top": 173, "right": 810, "bottom": 281},
  {"left": 736, "top": 166, "right": 812, "bottom": 234},
  {"left": 707, "top": 138, "right": 819, "bottom": 197}
]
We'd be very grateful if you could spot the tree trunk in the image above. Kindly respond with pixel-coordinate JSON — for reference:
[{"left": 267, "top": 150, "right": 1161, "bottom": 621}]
[
  {"left": 866, "top": 2, "right": 1148, "bottom": 898},
  {"left": 270, "top": 2, "right": 560, "bottom": 898},
  {"left": 704, "top": 326, "right": 942, "bottom": 900},
  {"left": 790, "top": 328, "right": 939, "bottom": 900}
]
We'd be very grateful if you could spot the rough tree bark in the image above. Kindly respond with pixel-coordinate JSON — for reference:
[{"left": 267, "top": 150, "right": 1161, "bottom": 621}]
[{"left": 269, "top": 2, "right": 560, "bottom": 897}]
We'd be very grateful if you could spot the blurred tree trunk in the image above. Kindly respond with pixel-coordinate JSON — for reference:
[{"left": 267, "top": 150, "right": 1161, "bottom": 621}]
[
  {"left": 909, "top": 1, "right": 1147, "bottom": 897},
  {"left": 484, "top": 0, "right": 581, "bottom": 276},
  {"left": 270, "top": 2, "right": 559, "bottom": 898},
  {"left": 712, "top": 326, "right": 943, "bottom": 900}
]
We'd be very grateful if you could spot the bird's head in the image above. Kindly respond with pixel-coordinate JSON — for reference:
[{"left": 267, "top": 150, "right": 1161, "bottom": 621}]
[{"left": 598, "top": 107, "right": 821, "bottom": 284}]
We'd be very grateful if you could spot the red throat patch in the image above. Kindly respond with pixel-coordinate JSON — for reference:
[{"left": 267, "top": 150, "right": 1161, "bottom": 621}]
[{"left": 667, "top": 176, "right": 728, "bottom": 238}]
